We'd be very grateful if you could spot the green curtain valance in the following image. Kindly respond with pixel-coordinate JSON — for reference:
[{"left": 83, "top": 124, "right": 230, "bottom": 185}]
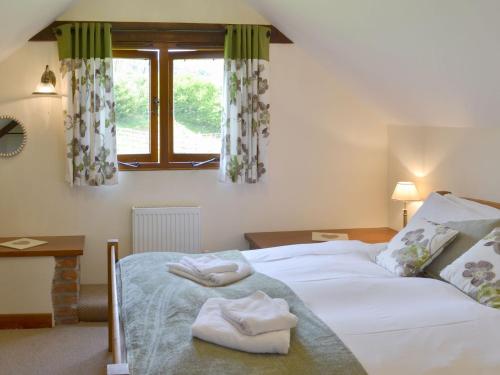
[
  {"left": 55, "top": 22, "right": 112, "bottom": 60},
  {"left": 224, "top": 25, "right": 270, "bottom": 61}
]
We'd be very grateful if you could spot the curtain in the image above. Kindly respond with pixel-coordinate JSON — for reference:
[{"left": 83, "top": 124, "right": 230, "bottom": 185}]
[
  {"left": 219, "top": 25, "right": 271, "bottom": 184},
  {"left": 56, "top": 23, "right": 118, "bottom": 186}
]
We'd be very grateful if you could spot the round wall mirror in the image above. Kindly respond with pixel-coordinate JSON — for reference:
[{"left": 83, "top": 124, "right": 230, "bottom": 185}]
[{"left": 0, "top": 116, "right": 27, "bottom": 157}]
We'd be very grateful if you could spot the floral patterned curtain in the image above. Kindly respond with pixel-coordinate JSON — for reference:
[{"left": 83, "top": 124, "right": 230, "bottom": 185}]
[
  {"left": 56, "top": 23, "right": 118, "bottom": 186},
  {"left": 219, "top": 25, "right": 271, "bottom": 184}
]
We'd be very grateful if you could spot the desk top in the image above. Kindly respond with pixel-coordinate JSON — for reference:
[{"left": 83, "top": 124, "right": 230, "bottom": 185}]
[
  {"left": 0, "top": 236, "right": 84, "bottom": 257},
  {"left": 244, "top": 227, "right": 397, "bottom": 249}
]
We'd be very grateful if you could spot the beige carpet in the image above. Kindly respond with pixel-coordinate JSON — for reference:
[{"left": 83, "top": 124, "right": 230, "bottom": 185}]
[{"left": 0, "top": 323, "right": 111, "bottom": 375}]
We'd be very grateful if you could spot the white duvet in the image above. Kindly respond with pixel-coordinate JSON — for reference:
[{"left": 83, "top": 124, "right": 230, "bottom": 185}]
[{"left": 243, "top": 241, "right": 500, "bottom": 375}]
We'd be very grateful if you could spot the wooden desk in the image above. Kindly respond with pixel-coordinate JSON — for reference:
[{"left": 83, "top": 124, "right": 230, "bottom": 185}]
[
  {"left": 244, "top": 227, "right": 397, "bottom": 249},
  {"left": 0, "top": 235, "right": 84, "bottom": 328},
  {"left": 0, "top": 236, "right": 84, "bottom": 257}
]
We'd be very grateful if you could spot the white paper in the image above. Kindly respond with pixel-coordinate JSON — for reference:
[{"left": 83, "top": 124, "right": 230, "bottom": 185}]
[
  {"left": 0, "top": 238, "right": 48, "bottom": 250},
  {"left": 311, "top": 232, "right": 349, "bottom": 241}
]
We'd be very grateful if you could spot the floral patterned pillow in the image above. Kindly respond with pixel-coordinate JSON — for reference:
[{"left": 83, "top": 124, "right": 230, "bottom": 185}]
[
  {"left": 376, "top": 219, "right": 459, "bottom": 277},
  {"left": 440, "top": 228, "right": 500, "bottom": 309}
]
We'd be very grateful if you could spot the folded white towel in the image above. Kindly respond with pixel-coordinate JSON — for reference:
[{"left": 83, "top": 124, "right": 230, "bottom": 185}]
[
  {"left": 180, "top": 255, "right": 238, "bottom": 276},
  {"left": 192, "top": 297, "right": 290, "bottom": 354},
  {"left": 167, "top": 261, "right": 253, "bottom": 287},
  {"left": 220, "top": 291, "right": 298, "bottom": 336}
]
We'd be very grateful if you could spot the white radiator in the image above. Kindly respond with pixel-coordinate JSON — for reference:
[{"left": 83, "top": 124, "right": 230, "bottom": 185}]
[{"left": 132, "top": 207, "right": 201, "bottom": 253}]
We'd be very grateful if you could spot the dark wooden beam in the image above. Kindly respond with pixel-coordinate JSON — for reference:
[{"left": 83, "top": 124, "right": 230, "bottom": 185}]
[{"left": 29, "top": 21, "right": 292, "bottom": 44}]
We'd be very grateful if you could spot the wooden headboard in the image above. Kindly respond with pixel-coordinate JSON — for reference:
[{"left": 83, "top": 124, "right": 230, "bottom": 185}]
[{"left": 436, "top": 191, "right": 500, "bottom": 209}]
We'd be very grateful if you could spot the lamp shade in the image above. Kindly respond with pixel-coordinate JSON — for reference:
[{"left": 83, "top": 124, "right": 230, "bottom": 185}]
[
  {"left": 392, "top": 182, "right": 420, "bottom": 201},
  {"left": 33, "top": 65, "right": 57, "bottom": 95},
  {"left": 33, "top": 82, "right": 57, "bottom": 95}
]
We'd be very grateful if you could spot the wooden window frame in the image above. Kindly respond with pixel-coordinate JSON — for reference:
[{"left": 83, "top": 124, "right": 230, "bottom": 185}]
[
  {"left": 113, "top": 49, "right": 159, "bottom": 165},
  {"left": 114, "top": 45, "right": 222, "bottom": 171}
]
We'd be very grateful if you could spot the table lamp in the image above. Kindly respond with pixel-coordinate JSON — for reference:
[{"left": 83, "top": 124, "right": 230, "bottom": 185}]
[{"left": 392, "top": 182, "right": 420, "bottom": 227}]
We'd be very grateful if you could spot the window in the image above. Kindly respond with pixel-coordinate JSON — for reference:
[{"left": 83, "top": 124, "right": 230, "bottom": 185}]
[
  {"left": 113, "top": 50, "right": 158, "bottom": 163},
  {"left": 171, "top": 51, "right": 223, "bottom": 161},
  {"left": 113, "top": 47, "right": 223, "bottom": 170}
]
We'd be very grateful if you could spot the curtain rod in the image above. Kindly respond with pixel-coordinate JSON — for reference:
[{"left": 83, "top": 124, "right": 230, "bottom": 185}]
[
  {"left": 112, "top": 29, "right": 223, "bottom": 33},
  {"left": 54, "top": 26, "right": 270, "bottom": 35},
  {"left": 113, "top": 28, "right": 271, "bottom": 37},
  {"left": 55, "top": 27, "right": 224, "bottom": 34}
]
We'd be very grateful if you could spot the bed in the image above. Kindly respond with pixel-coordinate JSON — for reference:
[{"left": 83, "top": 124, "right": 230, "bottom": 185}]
[{"left": 106, "top": 192, "right": 500, "bottom": 375}]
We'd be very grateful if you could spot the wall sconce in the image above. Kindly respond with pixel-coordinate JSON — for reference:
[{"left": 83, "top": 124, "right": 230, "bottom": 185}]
[
  {"left": 392, "top": 181, "right": 420, "bottom": 227},
  {"left": 33, "top": 65, "right": 57, "bottom": 95}
]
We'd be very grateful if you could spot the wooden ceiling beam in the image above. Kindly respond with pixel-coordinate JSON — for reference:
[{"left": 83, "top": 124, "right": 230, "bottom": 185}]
[{"left": 29, "top": 21, "right": 292, "bottom": 44}]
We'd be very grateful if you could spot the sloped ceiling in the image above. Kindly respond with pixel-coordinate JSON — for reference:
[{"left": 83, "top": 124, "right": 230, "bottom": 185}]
[
  {"left": 247, "top": 0, "right": 500, "bottom": 128},
  {"left": 3, "top": 0, "right": 500, "bottom": 128},
  {"left": 0, "top": 0, "right": 75, "bottom": 63}
]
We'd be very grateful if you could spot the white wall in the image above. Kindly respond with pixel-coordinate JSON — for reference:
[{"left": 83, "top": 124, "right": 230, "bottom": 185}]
[
  {"left": 0, "top": 0, "right": 74, "bottom": 63},
  {"left": 0, "top": 257, "right": 54, "bottom": 315},
  {"left": 59, "top": 0, "right": 268, "bottom": 24},
  {"left": 0, "top": 0, "right": 391, "bottom": 284},
  {"left": 388, "top": 125, "right": 500, "bottom": 230}
]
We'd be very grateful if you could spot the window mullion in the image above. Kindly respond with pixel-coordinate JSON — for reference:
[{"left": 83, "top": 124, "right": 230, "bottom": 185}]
[
  {"left": 150, "top": 51, "right": 159, "bottom": 163},
  {"left": 158, "top": 46, "right": 171, "bottom": 167}
]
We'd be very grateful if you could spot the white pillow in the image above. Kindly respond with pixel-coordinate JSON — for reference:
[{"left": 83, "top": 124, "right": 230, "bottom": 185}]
[
  {"left": 410, "top": 192, "right": 489, "bottom": 225},
  {"left": 440, "top": 228, "right": 500, "bottom": 309},
  {"left": 444, "top": 194, "right": 500, "bottom": 219},
  {"left": 376, "top": 218, "right": 459, "bottom": 276}
]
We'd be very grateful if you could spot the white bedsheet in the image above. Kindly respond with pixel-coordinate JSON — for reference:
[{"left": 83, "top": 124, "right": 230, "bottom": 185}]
[{"left": 243, "top": 241, "right": 500, "bottom": 375}]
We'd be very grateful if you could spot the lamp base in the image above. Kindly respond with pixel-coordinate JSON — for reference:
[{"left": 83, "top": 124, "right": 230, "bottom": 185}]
[{"left": 402, "top": 201, "right": 408, "bottom": 227}]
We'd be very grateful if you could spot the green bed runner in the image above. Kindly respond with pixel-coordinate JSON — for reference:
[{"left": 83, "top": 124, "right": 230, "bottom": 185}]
[{"left": 117, "top": 250, "right": 366, "bottom": 375}]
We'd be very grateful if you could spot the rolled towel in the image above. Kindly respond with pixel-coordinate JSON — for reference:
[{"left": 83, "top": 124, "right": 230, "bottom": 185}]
[
  {"left": 180, "top": 255, "right": 238, "bottom": 276},
  {"left": 192, "top": 297, "right": 290, "bottom": 354},
  {"left": 166, "top": 261, "right": 253, "bottom": 287},
  {"left": 220, "top": 290, "right": 298, "bottom": 336}
]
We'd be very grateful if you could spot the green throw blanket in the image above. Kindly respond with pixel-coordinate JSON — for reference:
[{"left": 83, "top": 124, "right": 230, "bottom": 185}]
[{"left": 117, "top": 250, "right": 366, "bottom": 375}]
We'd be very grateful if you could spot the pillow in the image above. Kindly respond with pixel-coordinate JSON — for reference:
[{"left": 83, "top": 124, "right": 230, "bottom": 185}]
[
  {"left": 444, "top": 194, "right": 500, "bottom": 219},
  {"left": 376, "top": 218, "right": 459, "bottom": 276},
  {"left": 440, "top": 228, "right": 500, "bottom": 309},
  {"left": 425, "top": 219, "right": 500, "bottom": 279},
  {"left": 410, "top": 192, "right": 489, "bottom": 225}
]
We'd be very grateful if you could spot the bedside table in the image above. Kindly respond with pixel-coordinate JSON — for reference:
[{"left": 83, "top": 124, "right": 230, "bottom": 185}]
[{"left": 244, "top": 227, "right": 397, "bottom": 250}]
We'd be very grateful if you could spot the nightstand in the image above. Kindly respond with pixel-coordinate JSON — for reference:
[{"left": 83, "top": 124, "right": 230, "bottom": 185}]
[{"left": 244, "top": 227, "right": 397, "bottom": 250}]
